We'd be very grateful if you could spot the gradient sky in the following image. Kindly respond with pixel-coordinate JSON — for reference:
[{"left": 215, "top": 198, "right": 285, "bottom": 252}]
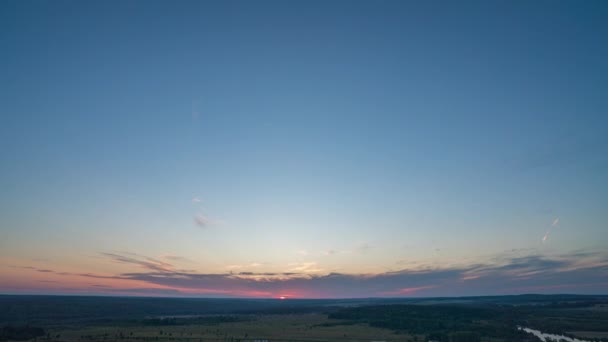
[{"left": 1, "top": 0, "right": 607, "bottom": 298}]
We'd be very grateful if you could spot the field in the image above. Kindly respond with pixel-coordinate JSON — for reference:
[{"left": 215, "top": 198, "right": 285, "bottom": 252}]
[
  {"left": 38, "top": 314, "right": 412, "bottom": 342},
  {"left": 2, "top": 295, "right": 608, "bottom": 342}
]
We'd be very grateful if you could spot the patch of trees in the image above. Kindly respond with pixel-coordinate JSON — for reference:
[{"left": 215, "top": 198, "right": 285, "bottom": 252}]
[
  {"left": 513, "top": 305, "right": 608, "bottom": 336},
  {"left": 142, "top": 315, "right": 247, "bottom": 326},
  {"left": 328, "top": 304, "right": 529, "bottom": 340},
  {"left": 0, "top": 325, "right": 45, "bottom": 341}
]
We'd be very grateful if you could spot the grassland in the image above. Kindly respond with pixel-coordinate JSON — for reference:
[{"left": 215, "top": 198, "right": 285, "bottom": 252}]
[
  {"left": 39, "top": 314, "right": 413, "bottom": 342},
  {"left": 2, "top": 295, "right": 608, "bottom": 342}
]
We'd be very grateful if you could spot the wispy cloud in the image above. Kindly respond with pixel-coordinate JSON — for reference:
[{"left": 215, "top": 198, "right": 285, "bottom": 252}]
[
  {"left": 226, "top": 262, "right": 265, "bottom": 270},
  {"left": 193, "top": 214, "right": 224, "bottom": 228},
  {"left": 287, "top": 262, "right": 323, "bottom": 274},
  {"left": 102, "top": 252, "right": 176, "bottom": 273},
  {"left": 9, "top": 250, "right": 608, "bottom": 298},
  {"left": 100, "top": 252, "right": 195, "bottom": 273},
  {"left": 159, "top": 254, "right": 194, "bottom": 263},
  {"left": 190, "top": 195, "right": 224, "bottom": 229},
  {"left": 543, "top": 217, "right": 560, "bottom": 243},
  {"left": 108, "top": 287, "right": 184, "bottom": 296},
  {"left": 193, "top": 215, "right": 210, "bottom": 227},
  {"left": 379, "top": 285, "right": 437, "bottom": 296}
]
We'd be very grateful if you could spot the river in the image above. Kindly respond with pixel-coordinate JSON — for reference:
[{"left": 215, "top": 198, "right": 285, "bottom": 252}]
[{"left": 518, "top": 327, "right": 592, "bottom": 342}]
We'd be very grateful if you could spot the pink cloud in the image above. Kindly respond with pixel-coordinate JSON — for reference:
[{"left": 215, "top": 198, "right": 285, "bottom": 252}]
[{"left": 379, "top": 285, "right": 437, "bottom": 296}]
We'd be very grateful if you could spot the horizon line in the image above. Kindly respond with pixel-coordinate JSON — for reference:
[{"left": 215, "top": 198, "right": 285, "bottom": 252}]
[{"left": 1, "top": 293, "right": 606, "bottom": 300}]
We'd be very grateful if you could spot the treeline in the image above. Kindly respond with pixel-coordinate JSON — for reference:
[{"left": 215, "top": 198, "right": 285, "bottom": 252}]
[
  {"left": 513, "top": 304, "right": 608, "bottom": 336},
  {"left": 329, "top": 304, "right": 529, "bottom": 341},
  {"left": 0, "top": 325, "right": 45, "bottom": 341},
  {"left": 0, "top": 295, "right": 336, "bottom": 325},
  {"left": 142, "top": 315, "right": 247, "bottom": 326}
]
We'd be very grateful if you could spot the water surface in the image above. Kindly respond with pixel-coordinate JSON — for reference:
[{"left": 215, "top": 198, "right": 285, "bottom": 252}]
[{"left": 518, "top": 326, "right": 591, "bottom": 342}]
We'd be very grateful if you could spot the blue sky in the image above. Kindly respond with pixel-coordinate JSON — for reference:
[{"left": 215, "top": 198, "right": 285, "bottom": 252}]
[{"left": 1, "top": 0, "right": 607, "bottom": 297}]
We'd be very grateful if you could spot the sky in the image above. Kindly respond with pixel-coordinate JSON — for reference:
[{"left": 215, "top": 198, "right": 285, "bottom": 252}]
[{"left": 1, "top": 0, "right": 607, "bottom": 298}]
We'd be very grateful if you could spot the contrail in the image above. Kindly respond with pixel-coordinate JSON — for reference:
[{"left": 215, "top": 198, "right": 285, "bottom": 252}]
[{"left": 542, "top": 217, "right": 559, "bottom": 243}]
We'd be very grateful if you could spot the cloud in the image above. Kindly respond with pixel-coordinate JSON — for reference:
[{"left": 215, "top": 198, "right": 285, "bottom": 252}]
[
  {"left": 108, "top": 287, "right": 184, "bottom": 296},
  {"left": 380, "top": 285, "right": 437, "bottom": 296},
  {"left": 160, "top": 254, "right": 195, "bottom": 263},
  {"left": 102, "top": 252, "right": 176, "bottom": 273},
  {"left": 543, "top": 217, "right": 560, "bottom": 242},
  {"left": 100, "top": 252, "right": 195, "bottom": 274},
  {"left": 190, "top": 195, "right": 224, "bottom": 229},
  {"left": 11, "top": 250, "right": 608, "bottom": 298},
  {"left": 226, "top": 262, "right": 265, "bottom": 270},
  {"left": 193, "top": 215, "right": 224, "bottom": 228},
  {"left": 461, "top": 274, "right": 480, "bottom": 281},
  {"left": 194, "top": 215, "right": 210, "bottom": 227},
  {"left": 287, "top": 262, "right": 323, "bottom": 274}
]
